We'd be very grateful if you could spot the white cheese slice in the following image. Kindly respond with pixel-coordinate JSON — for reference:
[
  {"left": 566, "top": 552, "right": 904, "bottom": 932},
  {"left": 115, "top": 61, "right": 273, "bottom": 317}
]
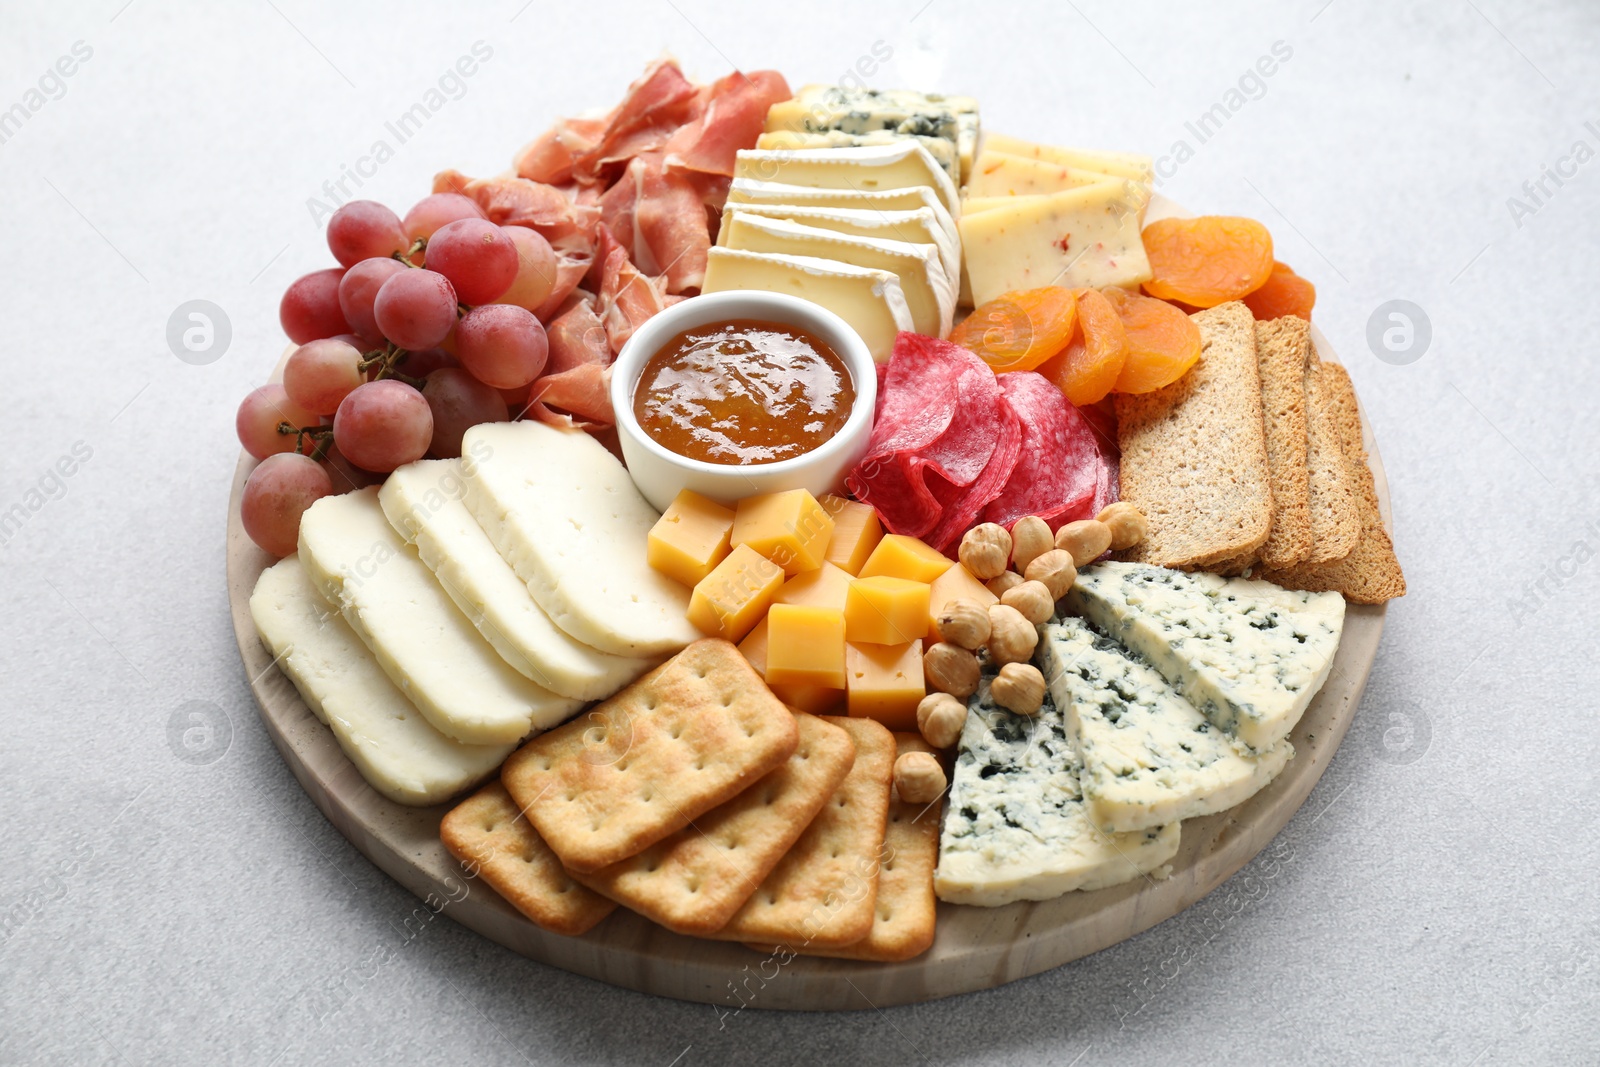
[
  {"left": 965, "top": 150, "right": 1125, "bottom": 199},
  {"left": 981, "top": 132, "right": 1154, "bottom": 184},
  {"left": 958, "top": 181, "right": 1153, "bottom": 306},
  {"left": 298, "top": 487, "right": 578, "bottom": 745},
  {"left": 1067, "top": 562, "right": 1347, "bottom": 751},
  {"left": 726, "top": 178, "right": 959, "bottom": 238},
  {"left": 720, "top": 213, "right": 953, "bottom": 337},
  {"left": 379, "top": 458, "right": 656, "bottom": 701},
  {"left": 249, "top": 556, "right": 513, "bottom": 806},
  {"left": 719, "top": 203, "right": 961, "bottom": 284},
  {"left": 756, "top": 129, "right": 960, "bottom": 183},
  {"left": 460, "top": 421, "right": 700, "bottom": 658},
  {"left": 701, "top": 247, "right": 914, "bottom": 363},
  {"left": 1038, "top": 617, "right": 1293, "bottom": 833},
  {"left": 733, "top": 141, "right": 960, "bottom": 218},
  {"left": 934, "top": 673, "right": 1180, "bottom": 907}
]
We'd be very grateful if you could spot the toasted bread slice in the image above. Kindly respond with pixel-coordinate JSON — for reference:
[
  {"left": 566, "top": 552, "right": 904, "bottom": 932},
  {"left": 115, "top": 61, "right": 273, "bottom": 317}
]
[
  {"left": 1116, "top": 301, "right": 1272, "bottom": 570},
  {"left": 1261, "top": 363, "right": 1405, "bottom": 603},
  {"left": 1303, "top": 356, "right": 1363, "bottom": 565}
]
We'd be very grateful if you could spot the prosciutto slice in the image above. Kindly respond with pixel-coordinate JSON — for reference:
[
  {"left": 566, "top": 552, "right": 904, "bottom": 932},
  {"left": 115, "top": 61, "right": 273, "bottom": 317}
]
[
  {"left": 570, "top": 58, "right": 699, "bottom": 184},
  {"left": 663, "top": 70, "right": 791, "bottom": 177}
]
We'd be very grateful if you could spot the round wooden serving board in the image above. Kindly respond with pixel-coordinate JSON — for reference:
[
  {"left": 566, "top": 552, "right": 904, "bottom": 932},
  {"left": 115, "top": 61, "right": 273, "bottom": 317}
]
[{"left": 229, "top": 196, "right": 1389, "bottom": 1010}]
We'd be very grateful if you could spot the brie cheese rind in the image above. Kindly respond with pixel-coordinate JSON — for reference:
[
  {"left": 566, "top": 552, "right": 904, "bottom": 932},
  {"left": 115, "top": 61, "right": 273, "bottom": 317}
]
[
  {"left": 1038, "top": 618, "right": 1292, "bottom": 834},
  {"left": 934, "top": 674, "right": 1179, "bottom": 907}
]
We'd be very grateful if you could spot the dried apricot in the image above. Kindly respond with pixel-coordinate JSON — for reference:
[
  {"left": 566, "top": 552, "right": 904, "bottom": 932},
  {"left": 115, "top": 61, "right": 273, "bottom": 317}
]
[
  {"left": 1037, "top": 288, "right": 1127, "bottom": 406},
  {"left": 1141, "top": 216, "right": 1274, "bottom": 308},
  {"left": 1242, "top": 260, "right": 1315, "bottom": 321},
  {"left": 1101, "top": 286, "right": 1202, "bottom": 394},
  {"left": 950, "top": 287, "right": 1077, "bottom": 373}
]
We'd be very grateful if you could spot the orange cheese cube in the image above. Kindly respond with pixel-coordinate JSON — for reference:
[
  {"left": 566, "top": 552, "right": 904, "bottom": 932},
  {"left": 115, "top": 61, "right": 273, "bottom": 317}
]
[
  {"left": 844, "top": 576, "right": 931, "bottom": 646},
  {"left": 687, "top": 543, "right": 784, "bottom": 642},
  {"left": 845, "top": 640, "right": 925, "bottom": 731},
  {"left": 731, "top": 489, "right": 834, "bottom": 576},
  {"left": 647, "top": 489, "right": 735, "bottom": 587},
  {"left": 765, "top": 604, "right": 847, "bottom": 689},
  {"left": 857, "top": 534, "right": 953, "bottom": 584},
  {"left": 819, "top": 494, "right": 883, "bottom": 576},
  {"left": 738, "top": 617, "right": 845, "bottom": 714},
  {"left": 773, "top": 561, "right": 852, "bottom": 611},
  {"left": 926, "top": 562, "right": 999, "bottom": 641}
]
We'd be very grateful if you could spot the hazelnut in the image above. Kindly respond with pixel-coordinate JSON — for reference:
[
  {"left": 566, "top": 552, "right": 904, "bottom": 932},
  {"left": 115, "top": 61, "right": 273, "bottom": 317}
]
[
  {"left": 935, "top": 597, "right": 992, "bottom": 650},
  {"left": 1055, "top": 519, "right": 1113, "bottom": 567},
  {"left": 923, "top": 642, "right": 981, "bottom": 698},
  {"left": 916, "top": 693, "right": 967, "bottom": 749},
  {"left": 1024, "top": 549, "right": 1078, "bottom": 599},
  {"left": 985, "top": 571, "right": 1025, "bottom": 597},
  {"left": 1096, "top": 502, "right": 1149, "bottom": 551},
  {"left": 990, "top": 662, "right": 1046, "bottom": 715},
  {"left": 1009, "top": 516, "right": 1053, "bottom": 572},
  {"left": 894, "top": 751, "right": 947, "bottom": 804},
  {"left": 986, "top": 603, "right": 1038, "bottom": 666},
  {"left": 958, "top": 523, "right": 1012, "bottom": 580},
  {"left": 1001, "top": 579, "right": 1055, "bottom": 625}
]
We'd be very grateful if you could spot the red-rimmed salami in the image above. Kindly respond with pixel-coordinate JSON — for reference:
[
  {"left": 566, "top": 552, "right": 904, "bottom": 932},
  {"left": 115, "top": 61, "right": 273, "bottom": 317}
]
[{"left": 980, "top": 372, "right": 1107, "bottom": 530}]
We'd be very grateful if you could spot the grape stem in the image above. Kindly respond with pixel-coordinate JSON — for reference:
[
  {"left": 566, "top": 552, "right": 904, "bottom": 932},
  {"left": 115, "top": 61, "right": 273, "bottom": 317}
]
[
  {"left": 277, "top": 422, "right": 335, "bottom": 462},
  {"left": 358, "top": 343, "right": 428, "bottom": 389},
  {"left": 396, "top": 238, "right": 427, "bottom": 265}
]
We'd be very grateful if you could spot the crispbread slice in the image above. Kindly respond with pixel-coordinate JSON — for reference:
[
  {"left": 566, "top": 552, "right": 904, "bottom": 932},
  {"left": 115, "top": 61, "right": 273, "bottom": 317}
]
[
  {"left": 752, "top": 733, "right": 942, "bottom": 962},
  {"left": 706, "top": 716, "right": 896, "bottom": 949},
  {"left": 501, "top": 639, "right": 799, "bottom": 873},
  {"left": 570, "top": 714, "right": 856, "bottom": 936},
  {"left": 1116, "top": 301, "right": 1273, "bottom": 570},
  {"left": 1303, "top": 357, "right": 1363, "bottom": 564},
  {"left": 1252, "top": 317, "right": 1315, "bottom": 569},
  {"left": 440, "top": 781, "right": 616, "bottom": 936},
  {"left": 1262, "top": 363, "right": 1406, "bottom": 603}
]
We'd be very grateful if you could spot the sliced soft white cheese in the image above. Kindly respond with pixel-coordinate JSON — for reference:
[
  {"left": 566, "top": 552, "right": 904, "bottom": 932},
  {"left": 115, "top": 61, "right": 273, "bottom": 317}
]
[
  {"left": 1067, "top": 562, "right": 1347, "bottom": 751},
  {"left": 701, "top": 247, "right": 914, "bottom": 363},
  {"left": 719, "top": 203, "right": 961, "bottom": 289},
  {"left": 934, "top": 673, "right": 1180, "bottom": 907},
  {"left": 249, "top": 556, "right": 512, "bottom": 806},
  {"left": 379, "top": 458, "right": 656, "bottom": 701},
  {"left": 733, "top": 141, "right": 960, "bottom": 218},
  {"left": 460, "top": 421, "right": 700, "bottom": 658},
  {"left": 1038, "top": 617, "right": 1292, "bottom": 833},
  {"left": 756, "top": 129, "right": 961, "bottom": 183},
  {"left": 720, "top": 213, "right": 953, "bottom": 337},
  {"left": 726, "top": 178, "right": 959, "bottom": 236},
  {"left": 297, "top": 487, "right": 579, "bottom": 745}
]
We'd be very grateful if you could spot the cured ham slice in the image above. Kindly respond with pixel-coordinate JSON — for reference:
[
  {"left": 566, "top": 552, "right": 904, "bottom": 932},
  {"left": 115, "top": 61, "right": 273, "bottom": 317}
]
[
  {"left": 531, "top": 363, "right": 613, "bottom": 426},
  {"left": 545, "top": 300, "right": 611, "bottom": 375},
  {"left": 514, "top": 116, "right": 608, "bottom": 185},
  {"left": 596, "top": 236, "right": 670, "bottom": 354},
  {"left": 432, "top": 170, "right": 599, "bottom": 252},
  {"left": 570, "top": 58, "right": 699, "bottom": 184},
  {"left": 663, "top": 70, "right": 791, "bottom": 178}
]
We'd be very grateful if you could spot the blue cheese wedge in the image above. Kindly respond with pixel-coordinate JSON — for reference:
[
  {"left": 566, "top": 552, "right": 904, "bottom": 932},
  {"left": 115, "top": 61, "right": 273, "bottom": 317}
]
[
  {"left": 934, "top": 674, "right": 1179, "bottom": 907},
  {"left": 766, "top": 85, "right": 980, "bottom": 183},
  {"left": 1067, "top": 562, "right": 1346, "bottom": 751},
  {"left": 1037, "top": 617, "right": 1292, "bottom": 834}
]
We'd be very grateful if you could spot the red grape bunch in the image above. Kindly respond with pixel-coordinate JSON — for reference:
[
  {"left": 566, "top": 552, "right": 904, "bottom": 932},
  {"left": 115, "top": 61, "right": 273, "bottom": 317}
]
[{"left": 238, "top": 194, "right": 559, "bottom": 556}]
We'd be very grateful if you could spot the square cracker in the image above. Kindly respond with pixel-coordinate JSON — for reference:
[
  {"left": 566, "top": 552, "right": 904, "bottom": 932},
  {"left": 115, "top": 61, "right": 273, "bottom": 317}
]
[
  {"left": 440, "top": 781, "right": 616, "bottom": 937},
  {"left": 749, "top": 733, "right": 942, "bottom": 962},
  {"left": 1262, "top": 362, "right": 1406, "bottom": 603},
  {"left": 570, "top": 713, "right": 856, "bottom": 936},
  {"left": 501, "top": 639, "right": 799, "bottom": 873},
  {"left": 705, "top": 715, "right": 896, "bottom": 950}
]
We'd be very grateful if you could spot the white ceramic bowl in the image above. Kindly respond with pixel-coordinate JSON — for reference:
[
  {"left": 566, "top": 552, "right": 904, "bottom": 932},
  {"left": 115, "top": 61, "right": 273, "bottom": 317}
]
[{"left": 609, "top": 290, "right": 878, "bottom": 512}]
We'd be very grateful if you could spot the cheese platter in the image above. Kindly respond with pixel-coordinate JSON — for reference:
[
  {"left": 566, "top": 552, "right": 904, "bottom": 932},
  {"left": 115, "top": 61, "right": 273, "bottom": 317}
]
[{"left": 230, "top": 59, "right": 1403, "bottom": 1009}]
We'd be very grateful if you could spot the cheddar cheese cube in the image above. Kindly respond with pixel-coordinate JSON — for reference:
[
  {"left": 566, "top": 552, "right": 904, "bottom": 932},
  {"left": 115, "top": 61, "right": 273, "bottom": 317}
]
[
  {"left": 738, "top": 617, "right": 845, "bottom": 714},
  {"left": 819, "top": 494, "right": 883, "bottom": 576},
  {"left": 857, "top": 533, "right": 953, "bottom": 584},
  {"left": 926, "top": 562, "right": 999, "bottom": 642},
  {"left": 773, "top": 561, "right": 852, "bottom": 612},
  {"left": 731, "top": 489, "right": 835, "bottom": 576},
  {"left": 687, "top": 544, "right": 784, "bottom": 642},
  {"left": 765, "top": 604, "right": 847, "bottom": 690},
  {"left": 845, "top": 576, "right": 931, "bottom": 646},
  {"left": 647, "top": 489, "right": 735, "bottom": 587},
  {"left": 845, "top": 640, "right": 925, "bottom": 731}
]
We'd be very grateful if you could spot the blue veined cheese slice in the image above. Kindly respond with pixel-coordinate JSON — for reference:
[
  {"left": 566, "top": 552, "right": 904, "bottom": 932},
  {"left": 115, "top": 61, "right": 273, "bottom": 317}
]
[
  {"left": 719, "top": 203, "right": 961, "bottom": 287},
  {"left": 934, "top": 674, "right": 1179, "bottom": 907},
  {"left": 701, "top": 248, "right": 914, "bottom": 363},
  {"left": 379, "top": 458, "right": 656, "bottom": 702},
  {"left": 1066, "top": 562, "right": 1346, "bottom": 751},
  {"left": 719, "top": 213, "right": 954, "bottom": 337},
  {"left": 770, "top": 85, "right": 980, "bottom": 183},
  {"left": 756, "top": 129, "right": 960, "bottom": 183},
  {"left": 250, "top": 557, "right": 513, "bottom": 806},
  {"left": 1037, "top": 617, "right": 1293, "bottom": 834},
  {"left": 726, "top": 178, "right": 959, "bottom": 236},
  {"left": 733, "top": 141, "right": 960, "bottom": 219},
  {"left": 298, "top": 487, "right": 582, "bottom": 745}
]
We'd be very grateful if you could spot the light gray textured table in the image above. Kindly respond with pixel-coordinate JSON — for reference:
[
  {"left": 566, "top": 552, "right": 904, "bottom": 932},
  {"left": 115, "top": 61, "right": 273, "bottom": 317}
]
[{"left": 3, "top": 1, "right": 1596, "bottom": 1063}]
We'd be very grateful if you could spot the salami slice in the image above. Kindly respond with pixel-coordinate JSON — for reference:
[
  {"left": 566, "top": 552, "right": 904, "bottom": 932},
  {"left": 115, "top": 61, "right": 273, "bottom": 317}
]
[
  {"left": 925, "top": 394, "right": 1023, "bottom": 554},
  {"left": 980, "top": 372, "right": 1106, "bottom": 530}
]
